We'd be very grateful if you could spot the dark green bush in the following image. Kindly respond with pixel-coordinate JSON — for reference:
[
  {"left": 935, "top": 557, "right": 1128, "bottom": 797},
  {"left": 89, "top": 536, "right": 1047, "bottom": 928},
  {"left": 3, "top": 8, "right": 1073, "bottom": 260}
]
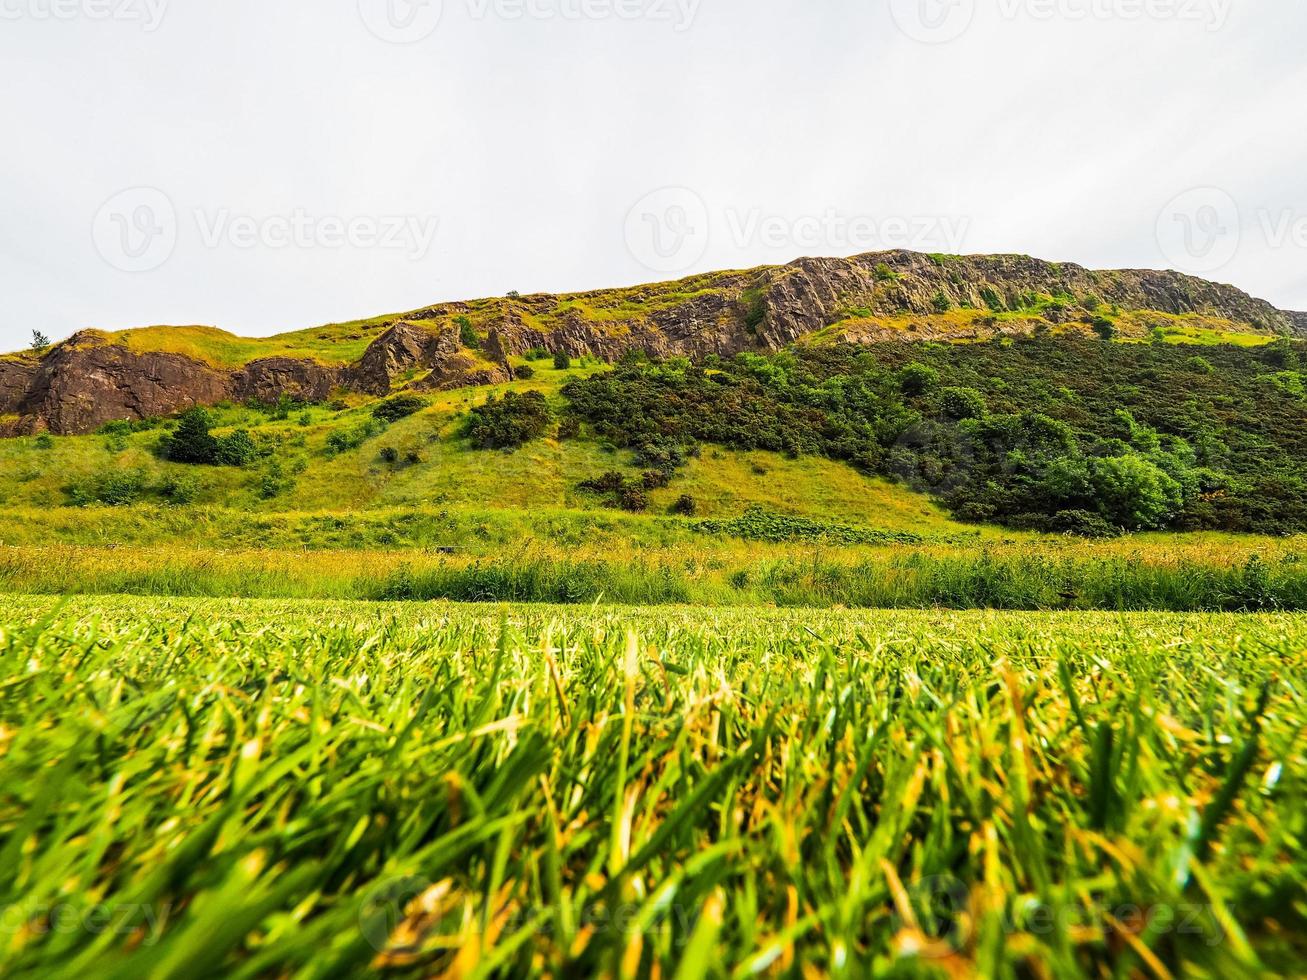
[
  {"left": 465, "top": 391, "right": 552, "bottom": 449},
  {"left": 372, "top": 396, "right": 427, "bottom": 423}
]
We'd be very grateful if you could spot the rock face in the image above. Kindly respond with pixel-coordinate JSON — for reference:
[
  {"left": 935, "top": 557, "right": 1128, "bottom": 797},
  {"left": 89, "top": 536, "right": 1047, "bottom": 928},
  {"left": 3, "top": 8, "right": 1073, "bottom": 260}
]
[{"left": 6, "top": 251, "right": 1304, "bottom": 434}]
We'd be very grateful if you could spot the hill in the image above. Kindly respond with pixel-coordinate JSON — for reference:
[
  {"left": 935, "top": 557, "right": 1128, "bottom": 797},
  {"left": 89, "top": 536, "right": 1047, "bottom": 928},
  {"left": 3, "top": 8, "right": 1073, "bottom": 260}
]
[{"left": 3, "top": 250, "right": 1305, "bottom": 435}]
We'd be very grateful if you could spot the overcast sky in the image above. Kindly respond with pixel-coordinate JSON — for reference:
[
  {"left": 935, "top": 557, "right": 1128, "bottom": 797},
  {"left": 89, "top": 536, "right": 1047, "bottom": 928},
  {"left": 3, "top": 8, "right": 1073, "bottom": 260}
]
[{"left": 2, "top": 0, "right": 1305, "bottom": 352}]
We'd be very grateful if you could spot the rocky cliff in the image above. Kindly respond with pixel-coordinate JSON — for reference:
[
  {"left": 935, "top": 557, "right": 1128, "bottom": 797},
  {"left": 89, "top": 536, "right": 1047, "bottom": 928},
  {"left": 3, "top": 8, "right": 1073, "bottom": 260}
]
[{"left": 5, "top": 251, "right": 1304, "bottom": 434}]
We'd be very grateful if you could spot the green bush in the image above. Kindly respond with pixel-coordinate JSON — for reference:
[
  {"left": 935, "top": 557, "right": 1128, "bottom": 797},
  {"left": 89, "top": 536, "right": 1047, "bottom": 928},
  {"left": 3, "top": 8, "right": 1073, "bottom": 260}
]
[
  {"left": 899, "top": 362, "right": 939, "bottom": 396},
  {"left": 939, "top": 386, "right": 986, "bottom": 420},
  {"left": 465, "top": 391, "right": 552, "bottom": 449},
  {"left": 514, "top": 364, "right": 535, "bottom": 380},
  {"left": 457, "top": 316, "right": 480, "bottom": 350},
  {"left": 671, "top": 494, "right": 697, "bottom": 516},
  {"left": 553, "top": 351, "right": 572, "bottom": 371},
  {"left": 372, "top": 396, "right": 427, "bottom": 423}
]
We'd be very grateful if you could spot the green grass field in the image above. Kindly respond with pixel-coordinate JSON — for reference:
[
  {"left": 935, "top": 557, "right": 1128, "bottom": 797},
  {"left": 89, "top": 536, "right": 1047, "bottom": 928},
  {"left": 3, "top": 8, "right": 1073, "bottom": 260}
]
[{"left": 1, "top": 596, "right": 1303, "bottom": 977}]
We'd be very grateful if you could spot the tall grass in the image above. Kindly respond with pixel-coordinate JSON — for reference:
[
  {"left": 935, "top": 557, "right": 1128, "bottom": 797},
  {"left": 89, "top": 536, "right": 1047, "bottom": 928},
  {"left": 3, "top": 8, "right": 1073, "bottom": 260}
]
[
  {"left": 3, "top": 544, "right": 1306, "bottom": 610},
  {"left": 0, "top": 598, "right": 1302, "bottom": 975}
]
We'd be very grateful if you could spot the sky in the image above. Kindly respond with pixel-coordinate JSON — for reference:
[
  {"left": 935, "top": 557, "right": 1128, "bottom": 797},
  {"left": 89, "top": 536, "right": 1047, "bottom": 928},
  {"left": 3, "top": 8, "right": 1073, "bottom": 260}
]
[{"left": 2, "top": 0, "right": 1305, "bottom": 352}]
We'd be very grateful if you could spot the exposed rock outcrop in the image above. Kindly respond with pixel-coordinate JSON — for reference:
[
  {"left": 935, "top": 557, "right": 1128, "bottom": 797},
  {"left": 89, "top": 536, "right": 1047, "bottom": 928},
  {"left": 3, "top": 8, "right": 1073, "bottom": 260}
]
[
  {"left": 234, "top": 358, "right": 343, "bottom": 405},
  {"left": 6, "top": 251, "right": 1304, "bottom": 434}
]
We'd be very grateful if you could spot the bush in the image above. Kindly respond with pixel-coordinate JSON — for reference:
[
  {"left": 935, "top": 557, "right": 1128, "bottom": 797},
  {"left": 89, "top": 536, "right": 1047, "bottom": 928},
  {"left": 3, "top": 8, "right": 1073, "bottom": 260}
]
[
  {"left": 939, "top": 386, "right": 986, "bottom": 420},
  {"left": 465, "top": 391, "right": 552, "bottom": 449},
  {"left": 899, "top": 363, "right": 939, "bottom": 396},
  {"left": 514, "top": 364, "right": 535, "bottom": 380},
  {"left": 553, "top": 351, "right": 572, "bottom": 371},
  {"left": 160, "top": 473, "right": 201, "bottom": 505},
  {"left": 69, "top": 468, "right": 147, "bottom": 507},
  {"left": 162, "top": 408, "right": 256, "bottom": 467},
  {"left": 33, "top": 434, "right": 54, "bottom": 450},
  {"left": 372, "top": 396, "right": 427, "bottom": 423},
  {"left": 1092, "top": 317, "right": 1117, "bottom": 340},
  {"left": 163, "top": 408, "right": 219, "bottom": 464},
  {"left": 457, "top": 316, "right": 480, "bottom": 350},
  {"left": 326, "top": 419, "right": 382, "bottom": 456},
  {"left": 670, "top": 494, "right": 697, "bottom": 516},
  {"left": 213, "top": 430, "right": 256, "bottom": 467},
  {"left": 379, "top": 446, "right": 400, "bottom": 464},
  {"left": 931, "top": 291, "right": 952, "bottom": 313}
]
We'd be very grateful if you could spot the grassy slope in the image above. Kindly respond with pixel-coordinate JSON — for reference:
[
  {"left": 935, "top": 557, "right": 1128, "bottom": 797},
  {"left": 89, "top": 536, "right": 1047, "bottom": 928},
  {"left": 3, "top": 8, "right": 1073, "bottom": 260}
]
[{"left": 0, "top": 362, "right": 964, "bottom": 531}]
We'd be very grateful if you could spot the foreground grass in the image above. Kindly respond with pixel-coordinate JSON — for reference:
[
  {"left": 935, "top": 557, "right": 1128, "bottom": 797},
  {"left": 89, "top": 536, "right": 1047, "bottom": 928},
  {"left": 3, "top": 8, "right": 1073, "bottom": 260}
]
[{"left": 1, "top": 597, "right": 1304, "bottom": 976}]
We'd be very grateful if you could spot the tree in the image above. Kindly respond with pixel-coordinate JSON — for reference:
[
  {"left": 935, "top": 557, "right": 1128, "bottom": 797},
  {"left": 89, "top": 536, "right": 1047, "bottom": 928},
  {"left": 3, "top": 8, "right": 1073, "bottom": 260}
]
[
  {"left": 30, "top": 330, "right": 50, "bottom": 353},
  {"left": 1090, "top": 454, "right": 1182, "bottom": 531},
  {"left": 164, "top": 408, "right": 219, "bottom": 464}
]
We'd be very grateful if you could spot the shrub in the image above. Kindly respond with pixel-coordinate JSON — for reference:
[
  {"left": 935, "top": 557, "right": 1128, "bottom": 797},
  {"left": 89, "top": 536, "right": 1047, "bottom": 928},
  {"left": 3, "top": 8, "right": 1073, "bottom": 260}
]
[
  {"left": 213, "top": 430, "right": 256, "bottom": 467},
  {"left": 69, "top": 468, "right": 147, "bottom": 507},
  {"left": 159, "top": 472, "right": 201, "bottom": 505},
  {"left": 163, "top": 408, "right": 219, "bottom": 464},
  {"left": 372, "top": 396, "right": 427, "bottom": 423},
  {"left": 33, "top": 434, "right": 54, "bottom": 450},
  {"left": 457, "top": 316, "right": 481, "bottom": 350},
  {"left": 670, "top": 494, "right": 697, "bottom": 516},
  {"left": 325, "top": 419, "right": 382, "bottom": 456},
  {"left": 617, "top": 485, "right": 648, "bottom": 512},
  {"left": 939, "top": 386, "right": 986, "bottom": 420},
  {"left": 379, "top": 446, "right": 400, "bottom": 464},
  {"left": 899, "top": 363, "right": 939, "bottom": 396},
  {"left": 514, "top": 364, "right": 535, "bottom": 380},
  {"left": 873, "top": 262, "right": 899, "bottom": 282},
  {"left": 931, "top": 291, "right": 952, "bottom": 313},
  {"left": 1187, "top": 356, "right": 1215, "bottom": 375},
  {"left": 465, "top": 391, "right": 552, "bottom": 449},
  {"left": 553, "top": 351, "right": 572, "bottom": 371},
  {"left": 1092, "top": 317, "right": 1117, "bottom": 341}
]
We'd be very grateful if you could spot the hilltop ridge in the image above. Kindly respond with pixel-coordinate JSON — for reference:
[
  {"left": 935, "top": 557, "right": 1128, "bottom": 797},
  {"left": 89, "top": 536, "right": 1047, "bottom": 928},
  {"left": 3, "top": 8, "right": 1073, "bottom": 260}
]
[{"left": 3, "top": 250, "right": 1304, "bottom": 434}]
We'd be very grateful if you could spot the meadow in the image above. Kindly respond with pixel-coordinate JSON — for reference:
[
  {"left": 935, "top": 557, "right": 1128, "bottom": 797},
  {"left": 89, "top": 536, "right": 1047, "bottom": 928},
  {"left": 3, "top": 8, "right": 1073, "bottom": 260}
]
[{"left": 1, "top": 596, "right": 1303, "bottom": 977}]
